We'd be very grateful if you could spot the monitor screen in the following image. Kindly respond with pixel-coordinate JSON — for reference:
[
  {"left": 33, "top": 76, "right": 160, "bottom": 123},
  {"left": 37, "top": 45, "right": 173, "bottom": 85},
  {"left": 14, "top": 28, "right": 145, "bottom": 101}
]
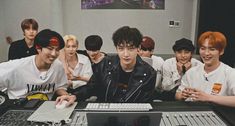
[{"left": 86, "top": 111, "right": 162, "bottom": 126}]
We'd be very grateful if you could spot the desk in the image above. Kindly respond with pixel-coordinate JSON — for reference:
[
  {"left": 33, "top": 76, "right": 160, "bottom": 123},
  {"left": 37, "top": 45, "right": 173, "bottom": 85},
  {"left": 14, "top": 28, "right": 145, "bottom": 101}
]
[
  {"left": 151, "top": 101, "right": 235, "bottom": 126},
  {"left": 70, "top": 101, "right": 235, "bottom": 126},
  {"left": 0, "top": 100, "right": 235, "bottom": 126}
]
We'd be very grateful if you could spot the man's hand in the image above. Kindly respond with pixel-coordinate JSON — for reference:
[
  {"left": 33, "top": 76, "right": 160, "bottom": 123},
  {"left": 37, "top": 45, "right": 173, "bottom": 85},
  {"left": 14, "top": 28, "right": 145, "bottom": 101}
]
[
  {"left": 177, "top": 61, "right": 192, "bottom": 75},
  {"left": 55, "top": 94, "right": 76, "bottom": 107},
  {"left": 188, "top": 88, "right": 211, "bottom": 102},
  {"left": 184, "top": 62, "right": 192, "bottom": 71},
  {"left": 181, "top": 87, "right": 192, "bottom": 100},
  {"left": 66, "top": 67, "right": 74, "bottom": 80},
  {"left": 176, "top": 62, "right": 184, "bottom": 74},
  {"left": 67, "top": 80, "right": 73, "bottom": 87}
]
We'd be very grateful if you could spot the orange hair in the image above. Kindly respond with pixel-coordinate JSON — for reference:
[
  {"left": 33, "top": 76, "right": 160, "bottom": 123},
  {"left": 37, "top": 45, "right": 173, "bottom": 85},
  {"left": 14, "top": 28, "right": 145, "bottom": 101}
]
[{"left": 198, "top": 31, "right": 227, "bottom": 52}]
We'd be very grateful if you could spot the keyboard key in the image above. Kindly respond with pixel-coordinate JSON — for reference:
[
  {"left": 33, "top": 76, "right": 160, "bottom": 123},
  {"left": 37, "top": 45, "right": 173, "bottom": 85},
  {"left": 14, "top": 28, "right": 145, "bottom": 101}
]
[
  {"left": 0, "top": 110, "right": 33, "bottom": 126},
  {"left": 85, "top": 103, "right": 152, "bottom": 111}
]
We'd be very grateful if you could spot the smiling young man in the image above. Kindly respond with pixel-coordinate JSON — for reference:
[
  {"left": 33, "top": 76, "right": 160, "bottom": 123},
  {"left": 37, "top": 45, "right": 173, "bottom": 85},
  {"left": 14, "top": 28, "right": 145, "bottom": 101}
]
[
  {"left": 0, "top": 29, "right": 76, "bottom": 105},
  {"left": 58, "top": 35, "right": 93, "bottom": 93},
  {"left": 8, "top": 18, "right": 38, "bottom": 60},
  {"left": 138, "top": 36, "right": 164, "bottom": 88},
  {"left": 175, "top": 31, "right": 235, "bottom": 107},
  {"left": 77, "top": 35, "right": 106, "bottom": 73},
  {"left": 161, "top": 38, "right": 202, "bottom": 100},
  {"left": 60, "top": 26, "right": 156, "bottom": 103}
]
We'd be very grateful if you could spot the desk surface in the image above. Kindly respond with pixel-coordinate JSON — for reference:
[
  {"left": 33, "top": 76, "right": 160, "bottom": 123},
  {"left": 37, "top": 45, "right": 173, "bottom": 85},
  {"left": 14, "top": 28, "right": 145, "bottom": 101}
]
[
  {"left": 1, "top": 100, "right": 235, "bottom": 126},
  {"left": 67, "top": 101, "right": 235, "bottom": 126}
]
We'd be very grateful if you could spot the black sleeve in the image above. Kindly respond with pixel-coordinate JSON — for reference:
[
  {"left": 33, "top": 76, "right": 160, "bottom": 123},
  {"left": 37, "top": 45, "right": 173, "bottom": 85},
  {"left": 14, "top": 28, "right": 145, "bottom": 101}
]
[
  {"left": 73, "top": 75, "right": 98, "bottom": 101},
  {"left": 140, "top": 72, "right": 157, "bottom": 102},
  {"left": 8, "top": 43, "right": 17, "bottom": 60},
  {"left": 139, "top": 70, "right": 157, "bottom": 102},
  {"left": 73, "top": 57, "right": 107, "bottom": 101}
]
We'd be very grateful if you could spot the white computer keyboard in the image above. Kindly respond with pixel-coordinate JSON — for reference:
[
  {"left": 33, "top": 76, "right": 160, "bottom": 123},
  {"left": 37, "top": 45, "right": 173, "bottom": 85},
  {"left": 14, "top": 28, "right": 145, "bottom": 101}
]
[{"left": 85, "top": 103, "right": 153, "bottom": 111}]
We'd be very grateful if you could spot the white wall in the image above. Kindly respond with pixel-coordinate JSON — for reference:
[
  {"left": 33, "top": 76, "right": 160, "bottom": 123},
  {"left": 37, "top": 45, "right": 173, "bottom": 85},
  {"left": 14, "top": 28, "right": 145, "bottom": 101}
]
[
  {"left": 63, "top": 0, "right": 198, "bottom": 54},
  {"left": 0, "top": 0, "right": 65, "bottom": 62},
  {"left": 1, "top": 0, "right": 52, "bottom": 39},
  {"left": 0, "top": 2, "right": 8, "bottom": 62},
  {"left": 0, "top": 0, "right": 199, "bottom": 62}
]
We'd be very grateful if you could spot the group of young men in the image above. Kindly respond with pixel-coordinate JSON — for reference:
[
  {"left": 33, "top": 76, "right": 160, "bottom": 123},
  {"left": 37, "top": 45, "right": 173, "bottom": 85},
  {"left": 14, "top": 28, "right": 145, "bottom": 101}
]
[{"left": 1, "top": 18, "right": 235, "bottom": 107}]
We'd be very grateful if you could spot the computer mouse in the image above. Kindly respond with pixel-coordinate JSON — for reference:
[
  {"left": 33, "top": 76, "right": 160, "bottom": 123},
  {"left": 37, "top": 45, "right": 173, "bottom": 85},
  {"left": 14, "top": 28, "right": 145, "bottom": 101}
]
[{"left": 55, "top": 100, "right": 68, "bottom": 109}]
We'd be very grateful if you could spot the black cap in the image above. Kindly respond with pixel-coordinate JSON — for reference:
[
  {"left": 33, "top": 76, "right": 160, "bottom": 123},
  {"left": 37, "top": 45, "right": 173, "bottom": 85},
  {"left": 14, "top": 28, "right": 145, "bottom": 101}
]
[
  {"left": 172, "top": 38, "right": 195, "bottom": 52},
  {"left": 34, "top": 29, "right": 64, "bottom": 49}
]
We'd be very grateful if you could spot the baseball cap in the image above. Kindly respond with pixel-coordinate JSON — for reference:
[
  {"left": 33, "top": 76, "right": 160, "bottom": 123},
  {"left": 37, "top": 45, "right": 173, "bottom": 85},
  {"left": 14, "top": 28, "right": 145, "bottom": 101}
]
[
  {"left": 172, "top": 38, "right": 195, "bottom": 52},
  {"left": 34, "top": 29, "right": 64, "bottom": 49}
]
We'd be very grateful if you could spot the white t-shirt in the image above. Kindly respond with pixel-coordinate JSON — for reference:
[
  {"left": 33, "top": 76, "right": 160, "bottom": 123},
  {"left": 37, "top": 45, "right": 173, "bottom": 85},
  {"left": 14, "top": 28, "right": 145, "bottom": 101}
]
[
  {"left": 178, "top": 62, "right": 235, "bottom": 97},
  {"left": 0, "top": 55, "right": 67, "bottom": 99},
  {"left": 70, "top": 53, "right": 93, "bottom": 89},
  {"left": 162, "top": 57, "right": 202, "bottom": 91},
  {"left": 151, "top": 55, "right": 164, "bottom": 88}
]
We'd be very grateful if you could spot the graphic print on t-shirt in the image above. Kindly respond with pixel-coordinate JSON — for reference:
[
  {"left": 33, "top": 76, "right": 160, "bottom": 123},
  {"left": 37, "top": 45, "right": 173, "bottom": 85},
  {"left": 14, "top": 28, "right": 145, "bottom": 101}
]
[
  {"left": 211, "top": 83, "right": 222, "bottom": 95},
  {"left": 27, "top": 83, "right": 55, "bottom": 94}
]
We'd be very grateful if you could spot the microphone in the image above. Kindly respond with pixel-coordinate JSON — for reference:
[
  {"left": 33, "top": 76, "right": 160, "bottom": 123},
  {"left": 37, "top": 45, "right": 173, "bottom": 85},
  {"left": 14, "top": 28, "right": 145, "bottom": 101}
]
[
  {"left": 182, "top": 65, "right": 186, "bottom": 74},
  {"left": 204, "top": 75, "right": 208, "bottom": 81}
]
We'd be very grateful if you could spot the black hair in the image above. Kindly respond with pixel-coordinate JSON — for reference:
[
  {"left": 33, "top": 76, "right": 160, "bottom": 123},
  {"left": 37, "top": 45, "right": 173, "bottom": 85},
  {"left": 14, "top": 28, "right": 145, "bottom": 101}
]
[
  {"left": 140, "top": 46, "right": 152, "bottom": 51},
  {"left": 85, "top": 35, "right": 103, "bottom": 51},
  {"left": 21, "top": 18, "right": 38, "bottom": 31},
  {"left": 112, "top": 26, "right": 143, "bottom": 48},
  {"left": 172, "top": 38, "right": 195, "bottom": 52},
  {"left": 34, "top": 29, "right": 65, "bottom": 50}
]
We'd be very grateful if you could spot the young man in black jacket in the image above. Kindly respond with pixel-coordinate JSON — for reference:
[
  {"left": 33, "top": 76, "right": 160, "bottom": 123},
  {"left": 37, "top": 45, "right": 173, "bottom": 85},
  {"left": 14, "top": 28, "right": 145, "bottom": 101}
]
[
  {"left": 8, "top": 18, "right": 38, "bottom": 60},
  {"left": 59, "top": 26, "right": 157, "bottom": 103}
]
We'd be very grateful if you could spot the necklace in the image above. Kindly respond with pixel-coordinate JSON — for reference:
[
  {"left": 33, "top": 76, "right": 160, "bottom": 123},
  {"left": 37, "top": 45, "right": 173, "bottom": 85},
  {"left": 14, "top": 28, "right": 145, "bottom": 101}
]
[{"left": 39, "top": 71, "right": 48, "bottom": 80}]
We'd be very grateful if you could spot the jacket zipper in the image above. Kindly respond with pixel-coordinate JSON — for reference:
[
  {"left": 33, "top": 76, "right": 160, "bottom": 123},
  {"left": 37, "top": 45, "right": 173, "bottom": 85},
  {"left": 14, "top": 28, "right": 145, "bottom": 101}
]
[
  {"left": 105, "top": 80, "right": 111, "bottom": 102},
  {"left": 133, "top": 90, "right": 142, "bottom": 101},
  {"left": 124, "top": 82, "right": 143, "bottom": 102}
]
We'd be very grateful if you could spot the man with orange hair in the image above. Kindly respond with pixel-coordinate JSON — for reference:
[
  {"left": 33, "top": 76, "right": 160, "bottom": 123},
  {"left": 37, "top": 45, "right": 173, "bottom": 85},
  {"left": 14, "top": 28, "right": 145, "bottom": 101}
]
[{"left": 175, "top": 31, "right": 235, "bottom": 107}]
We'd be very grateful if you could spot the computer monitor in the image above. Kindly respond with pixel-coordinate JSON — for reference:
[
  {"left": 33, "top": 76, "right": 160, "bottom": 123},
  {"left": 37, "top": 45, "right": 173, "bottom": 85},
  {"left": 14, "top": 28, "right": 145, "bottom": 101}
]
[{"left": 86, "top": 111, "right": 162, "bottom": 126}]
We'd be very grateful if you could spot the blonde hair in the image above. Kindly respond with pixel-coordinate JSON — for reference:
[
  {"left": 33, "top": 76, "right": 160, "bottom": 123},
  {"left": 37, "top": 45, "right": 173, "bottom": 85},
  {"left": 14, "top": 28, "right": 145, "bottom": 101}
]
[{"left": 63, "top": 35, "right": 78, "bottom": 45}]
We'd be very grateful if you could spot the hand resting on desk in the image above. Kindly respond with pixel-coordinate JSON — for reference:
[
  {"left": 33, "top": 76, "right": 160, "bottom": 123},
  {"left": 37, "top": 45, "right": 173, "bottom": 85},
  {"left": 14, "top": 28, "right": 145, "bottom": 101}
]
[
  {"left": 55, "top": 100, "right": 68, "bottom": 109},
  {"left": 55, "top": 94, "right": 76, "bottom": 107}
]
